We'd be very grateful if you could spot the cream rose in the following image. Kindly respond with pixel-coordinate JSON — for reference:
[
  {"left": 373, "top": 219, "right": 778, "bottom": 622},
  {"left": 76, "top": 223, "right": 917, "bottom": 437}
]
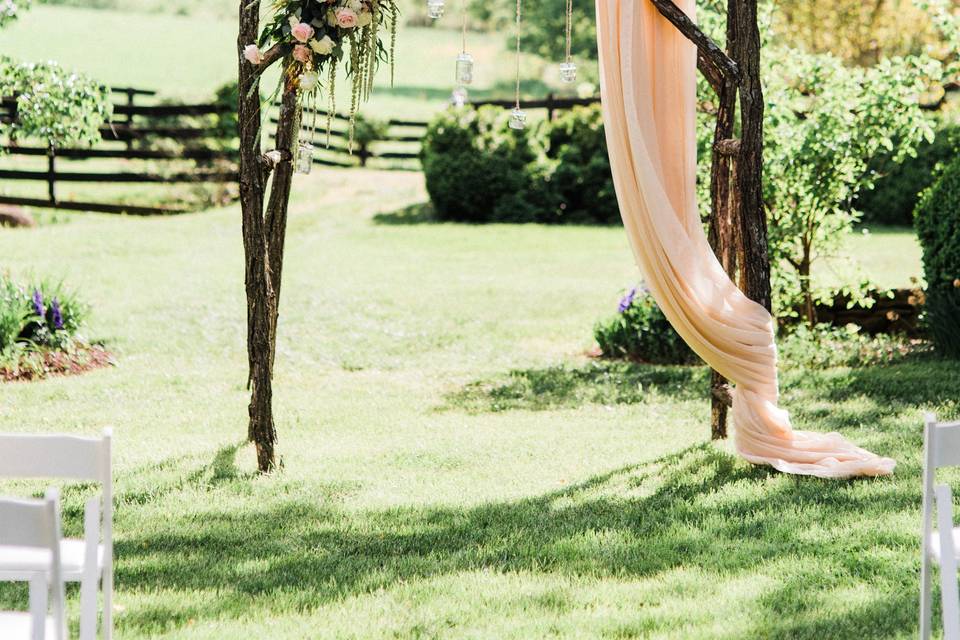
[
  {"left": 356, "top": 10, "right": 373, "bottom": 27},
  {"left": 309, "top": 35, "right": 335, "bottom": 55},
  {"left": 299, "top": 71, "right": 320, "bottom": 91}
]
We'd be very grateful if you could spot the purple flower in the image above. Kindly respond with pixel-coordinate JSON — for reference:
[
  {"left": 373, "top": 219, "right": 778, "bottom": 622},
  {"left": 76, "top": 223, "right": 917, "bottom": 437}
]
[
  {"left": 31, "top": 289, "right": 44, "bottom": 318},
  {"left": 50, "top": 298, "right": 64, "bottom": 330},
  {"left": 618, "top": 287, "right": 638, "bottom": 313}
]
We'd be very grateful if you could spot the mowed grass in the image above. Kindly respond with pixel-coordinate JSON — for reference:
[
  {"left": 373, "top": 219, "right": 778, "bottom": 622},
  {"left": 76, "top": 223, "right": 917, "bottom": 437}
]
[{"left": 0, "top": 168, "right": 956, "bottom": 638}]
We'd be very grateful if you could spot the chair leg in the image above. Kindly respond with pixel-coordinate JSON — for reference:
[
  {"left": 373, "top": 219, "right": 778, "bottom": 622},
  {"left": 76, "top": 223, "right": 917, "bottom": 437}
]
[
  {"left": 102, "top": 568, "right": 112, "bottom": 640},
  {"left": 29, "top": 575, "right": 47, "bottom": 640},
  {"left": 922, "top": 553, "right": 933, "bottom": 640},
  {"left": 79, "top": 574, "right": 99, "bottom": 640}
]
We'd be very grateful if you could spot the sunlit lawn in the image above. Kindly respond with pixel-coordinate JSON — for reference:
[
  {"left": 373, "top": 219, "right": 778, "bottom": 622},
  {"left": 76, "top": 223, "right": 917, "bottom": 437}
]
[{"left": 0, "top": 168, "right": 956, "bottom": 638}]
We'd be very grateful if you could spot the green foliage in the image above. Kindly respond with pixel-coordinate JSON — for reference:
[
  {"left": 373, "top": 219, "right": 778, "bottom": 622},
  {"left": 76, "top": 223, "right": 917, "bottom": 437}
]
[
  {"left": 0, "top": 0, "right": 28, "bottom": 27},
  {"left": 761, "top": 50, "right": 938, "bottom": 320},
  {"left": 857, "top": 122, "right": 960, "bottom": 226},
  {"left": 593, "top": 287, "right": 699, "bottom": 365},
  {"left": 421, "top": 105, "right": 550, "bottom": 223},
  {"left": 915, "top": 155, "right": 960, "bottom": 357},
  {"left": 777, "top": 322, "right": 928, "bottom": 369},
  {"left": 0, "top": 1, "right": 110, "bottom": 147},
  {"left": 544, "top": 105, "right": 619, "bottom": 225},
  {"left": 421, "top": 104, "right": 617, "bottom": 224},
  {"left": 351, "top": 112, "right": 388, "bottom": 149},
  {"left": 0, "top": 274, "right": 88, "bottom": 355}
]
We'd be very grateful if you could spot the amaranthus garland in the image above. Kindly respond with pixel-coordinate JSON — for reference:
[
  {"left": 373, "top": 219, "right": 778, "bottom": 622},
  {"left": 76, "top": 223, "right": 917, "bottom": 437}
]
[{"left": 244, "top": 0, "right": 399, "bottom": 146}]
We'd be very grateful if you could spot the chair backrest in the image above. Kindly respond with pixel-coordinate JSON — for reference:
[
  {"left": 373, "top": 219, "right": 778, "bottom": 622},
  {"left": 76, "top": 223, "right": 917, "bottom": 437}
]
[
  {"left": 926, "top": 415, "right": 960, "bottom": 471},
  {"left": 0, "top": 490, "right": 66, "bottom": 640},
  {"left": 0, "top": 430, "right": 111, "bottom": 483}
]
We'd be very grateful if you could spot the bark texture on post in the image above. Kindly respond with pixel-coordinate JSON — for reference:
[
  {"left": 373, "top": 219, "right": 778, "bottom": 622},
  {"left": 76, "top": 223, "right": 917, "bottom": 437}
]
[
  {"left": 237, "top": 3, "right": 298, "bottom": 472},
  {"left": 728, "top": 0, "right": 771, "bottom": 312}
]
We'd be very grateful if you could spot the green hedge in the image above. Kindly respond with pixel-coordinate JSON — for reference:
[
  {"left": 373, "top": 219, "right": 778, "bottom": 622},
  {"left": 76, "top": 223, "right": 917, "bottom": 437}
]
[
  {"left": 857, "top": 122, "right": 960, "bottom": 227},
  {"left": 421, "top": 104, "right": 619, "bottom": 225},
  {"left": 915, "top": 155, "right": 960, "bottom": 358}
]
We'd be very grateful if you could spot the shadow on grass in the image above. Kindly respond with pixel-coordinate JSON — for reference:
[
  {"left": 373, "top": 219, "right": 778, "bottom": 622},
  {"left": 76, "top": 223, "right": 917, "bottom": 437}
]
[
  {"left": 372, "top": 202, "right": 439, "bottom": 226},
  {"left": 114, "top": 441, "right": 922, "bottom": 638},
  {"left": 113, "top": 359, "right": 960, "bottom": 638},
  {"left": 443, "top": 360, "right": 709, "bottom": 413}
]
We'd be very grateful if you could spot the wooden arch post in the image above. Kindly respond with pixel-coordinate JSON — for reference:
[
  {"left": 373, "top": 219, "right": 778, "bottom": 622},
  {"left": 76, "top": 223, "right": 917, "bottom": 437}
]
[{"left": 645, "top": 0, "right": 772, "bottom": 439}]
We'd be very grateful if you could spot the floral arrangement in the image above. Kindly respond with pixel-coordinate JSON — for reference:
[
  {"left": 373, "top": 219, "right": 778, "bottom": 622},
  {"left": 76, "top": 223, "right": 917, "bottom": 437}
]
[{"left": 243, "top": 0, "right": 399, "bottom": 141}]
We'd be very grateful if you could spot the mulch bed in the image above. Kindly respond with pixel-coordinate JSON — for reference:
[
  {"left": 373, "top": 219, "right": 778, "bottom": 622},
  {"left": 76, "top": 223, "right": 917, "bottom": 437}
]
[{"left": 1, "top": 345, "right": 114, "bottom": 383}]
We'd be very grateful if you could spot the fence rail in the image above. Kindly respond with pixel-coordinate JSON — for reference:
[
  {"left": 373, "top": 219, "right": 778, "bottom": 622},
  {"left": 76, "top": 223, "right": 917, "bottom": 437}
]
[
  {"left": 0, "top": 87, "right": 236, "bottom": 215},
  {"left": 297, "top": 93, "right": 600, "bottom": 168}
]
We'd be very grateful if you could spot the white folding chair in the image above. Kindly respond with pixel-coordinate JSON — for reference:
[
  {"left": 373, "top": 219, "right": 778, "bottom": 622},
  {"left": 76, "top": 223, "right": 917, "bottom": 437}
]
[
  {"left": 0, "top": 430, "right": 113, "bottom": 640},
  {"left": 0, "top": 489, "right": 67, "bottom": 640},
  {"left": 921, "top": 413, "right": 960, "bottom": 639}
]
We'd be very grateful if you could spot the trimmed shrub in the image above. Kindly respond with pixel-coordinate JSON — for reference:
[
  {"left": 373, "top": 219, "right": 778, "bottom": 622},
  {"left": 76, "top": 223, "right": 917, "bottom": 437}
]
[
  {"left": 593, "top": 287, "right": 698, "bottom": 365},
  {"left": 544, "top": 105, "right": 619, "bottom": 225},
  {"left": 421, "top": 104, "right": 618, "bottom": 224},
  {"left": 914, "top": 155, "right": 960, "bottom": 358},
  {"left": 421, "top": 106, "right": 548, "bottom": 223},
  {"left": 858, "top": 122, "right": 960, "bottom": 227}
]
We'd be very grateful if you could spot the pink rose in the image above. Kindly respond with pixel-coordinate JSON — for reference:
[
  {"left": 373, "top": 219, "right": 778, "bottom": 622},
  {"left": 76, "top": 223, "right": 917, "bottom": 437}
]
[
  {"left": 243, "top": 44, "right": 264, "bottom": 65},
  {"left": 335, "top": 7, "right": 358, "bottom": 28},
  {"left": 292, "top": 44, "right": 311, "bottom": 63},
  {"left": 291, "top": 22, "right": 315, "bottom": 43}
]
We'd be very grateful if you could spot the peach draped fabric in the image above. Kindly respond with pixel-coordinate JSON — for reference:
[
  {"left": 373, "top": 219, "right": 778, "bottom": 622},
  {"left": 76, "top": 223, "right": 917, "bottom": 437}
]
[{"left": 595, "top": 0, "right": 895, "bottom": 478}]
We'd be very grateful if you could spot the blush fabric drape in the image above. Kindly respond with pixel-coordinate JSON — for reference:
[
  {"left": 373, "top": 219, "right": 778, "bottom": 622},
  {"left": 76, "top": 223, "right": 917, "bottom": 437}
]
[{"left": 595, "top": 0, "right": 895, "bottom": 478}]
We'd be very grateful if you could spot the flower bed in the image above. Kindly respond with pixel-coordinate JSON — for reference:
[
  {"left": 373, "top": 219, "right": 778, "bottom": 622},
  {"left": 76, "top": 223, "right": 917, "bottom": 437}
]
[{"left": 0, "top": 275, "right": 110, "bottom": 381}]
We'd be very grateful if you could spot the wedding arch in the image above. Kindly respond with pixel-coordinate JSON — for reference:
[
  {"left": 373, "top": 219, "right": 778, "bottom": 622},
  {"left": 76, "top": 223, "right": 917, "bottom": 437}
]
[{"left": 235, "top": 0, "right": 895, "bottom": 478}]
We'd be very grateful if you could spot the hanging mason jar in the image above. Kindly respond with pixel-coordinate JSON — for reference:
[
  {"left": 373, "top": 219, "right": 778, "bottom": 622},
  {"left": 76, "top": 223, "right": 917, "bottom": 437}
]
[
  {"left": 559, "top": 61, "right": 578, "bottom": 84},
  {"left": 295, "top": 142, "right": 314, "bottom": 175},
  {"left": 426, "top": 0, "right": 444, "bottom": 19},
  {"left": 451, "top": 86, "right": 469, "bottom": 107},
  {"left": 456, "top": 52, "right": 474, "bottom": 85},
  {"left": 509, "top": 107, "right": 527, "bottom": 130}
]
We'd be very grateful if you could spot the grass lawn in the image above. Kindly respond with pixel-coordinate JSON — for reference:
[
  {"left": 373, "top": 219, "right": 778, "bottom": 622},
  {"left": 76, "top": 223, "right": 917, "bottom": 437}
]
[{"left": 0, "top": 169, "right": 956, "bottom": 638}]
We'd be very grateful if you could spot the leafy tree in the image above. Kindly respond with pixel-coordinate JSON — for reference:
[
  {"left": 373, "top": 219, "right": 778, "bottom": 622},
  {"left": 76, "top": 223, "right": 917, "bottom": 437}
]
[
  {"left": 0, "top": 1, "right": 110, "bottom": 147},
  {"left": 761, "top": 51, "right": 938, "bottom": 324}
]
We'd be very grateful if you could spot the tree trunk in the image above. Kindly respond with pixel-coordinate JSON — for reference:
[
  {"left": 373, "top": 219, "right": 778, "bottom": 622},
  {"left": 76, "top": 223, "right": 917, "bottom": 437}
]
[
  {"left": 266, "top": 72, "right": 299, "bottom": 369},
  {"left": 706, "top": 73, "right": 738, "bottom": 440},
  {"left": 237, "top": 1, "right": 297, "bottom": 473},
  {"left": 651, "top": 0, "right": 773, "bottom": 439},
  {"left": 729, "top": 0, "right": 771, "bottom": 313}
]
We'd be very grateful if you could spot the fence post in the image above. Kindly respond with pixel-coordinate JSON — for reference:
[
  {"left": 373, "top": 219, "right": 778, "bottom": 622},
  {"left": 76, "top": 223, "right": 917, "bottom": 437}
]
[
  {"left": 546, "top": 92, "right": 555, "bottom": 121},
  {"left": 46, "top": 144, "right": 57, "bottom": 205},
  {"left": 358, "top": 141, "right": 369, "bottom": 167},
  {"left": 125, "top": 88, "right": 136, "bottom": 151}
]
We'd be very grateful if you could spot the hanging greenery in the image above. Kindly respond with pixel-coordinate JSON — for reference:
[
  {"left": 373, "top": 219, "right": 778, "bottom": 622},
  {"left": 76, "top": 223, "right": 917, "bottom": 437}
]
[{"left": 243, "top": 0, "right": 400, "bottom": 142}]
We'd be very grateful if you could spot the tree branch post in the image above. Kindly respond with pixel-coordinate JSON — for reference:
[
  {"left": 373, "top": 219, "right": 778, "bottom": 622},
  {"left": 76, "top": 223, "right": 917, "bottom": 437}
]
[
  {"left": 649, "top": 0, "right": 773, "bottom": 438},
  {"left": 238, "top": 0, "right": 287, "bottom": 472}
]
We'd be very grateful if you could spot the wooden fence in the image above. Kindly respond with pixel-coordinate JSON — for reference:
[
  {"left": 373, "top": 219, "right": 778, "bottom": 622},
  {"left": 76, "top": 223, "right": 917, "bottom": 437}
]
[
  {"left": 295, "top": 93, "right": 600, "bottom": 169},
  {"left": 0, "top": 87, "right": 237, "bottom": 215},
  {"left": 0, "top": 87, "right": 599, "bottom": 214}
]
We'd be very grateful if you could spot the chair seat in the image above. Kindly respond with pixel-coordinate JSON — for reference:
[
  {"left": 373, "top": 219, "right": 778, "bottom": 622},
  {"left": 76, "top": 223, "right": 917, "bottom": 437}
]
[
  {"left": 930, "top": 527, "right": 960, "bottom": 561},
  {"left": 0, "top": 611, "right": 57, "bottom": 639},
  {"left": 0, "top": 539, "right": 104, "bottom": 580}
]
